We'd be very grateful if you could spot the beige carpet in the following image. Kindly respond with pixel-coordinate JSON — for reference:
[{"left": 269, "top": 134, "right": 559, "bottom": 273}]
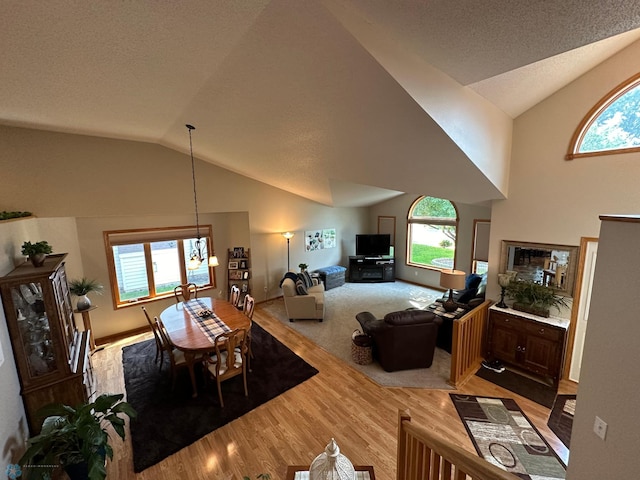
[{"left": 259, "top": 281, "right": 453, "bottom": 389}]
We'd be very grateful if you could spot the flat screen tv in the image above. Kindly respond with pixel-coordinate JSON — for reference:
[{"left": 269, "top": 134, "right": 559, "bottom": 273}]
[{"left": 356, "top": 234, "right": 391, "bottom": 256}]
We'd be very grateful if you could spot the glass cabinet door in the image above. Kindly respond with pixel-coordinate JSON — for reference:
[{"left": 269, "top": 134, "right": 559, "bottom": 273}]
[{"left": 11, "top": 282, "right": 58, "bottom": 378}]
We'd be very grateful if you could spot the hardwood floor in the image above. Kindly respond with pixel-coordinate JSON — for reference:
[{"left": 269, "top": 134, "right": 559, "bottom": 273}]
[{"left": 96, "top": 305, "right": 577, "bottom": 480}]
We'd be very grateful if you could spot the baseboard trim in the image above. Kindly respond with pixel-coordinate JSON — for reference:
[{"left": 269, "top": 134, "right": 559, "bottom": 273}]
[{"left": 95, "top": 326, "right": 149, "bottom": 346}]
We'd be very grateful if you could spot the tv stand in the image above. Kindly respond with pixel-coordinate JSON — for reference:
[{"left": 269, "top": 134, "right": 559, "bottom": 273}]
[{"left": 349, "top": 256, "right": 395, "bottom": 283}]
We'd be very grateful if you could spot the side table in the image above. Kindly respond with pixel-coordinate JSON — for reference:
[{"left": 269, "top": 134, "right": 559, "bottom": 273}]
[
  {"left": 286, "top": 465, "right": 375, "bottom": 480},
  {"left": 73, "top": 305, "right": 97, "bottom": 351}
]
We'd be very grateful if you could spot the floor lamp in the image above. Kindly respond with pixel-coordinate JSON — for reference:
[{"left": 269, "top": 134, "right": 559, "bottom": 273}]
[{"left": 282, "top": 232, "right": 295, "bottom": 271}]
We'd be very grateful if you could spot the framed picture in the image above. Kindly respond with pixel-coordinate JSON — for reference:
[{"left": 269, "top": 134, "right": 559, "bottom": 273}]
[
  {"left": 239, "top": 260, "right": 247, "bottom": 269},
  {"left": 229, "top": 270, "right": 242, "bottom": 280},
  {"left": 242, "top": 271, "right": 250, "bottom": 280},
  {"left": 233, "top": 247, "right": 244, "bottom": 258},
  {"left": 228, "top": 261, "right": 239, "bottom": 269}
]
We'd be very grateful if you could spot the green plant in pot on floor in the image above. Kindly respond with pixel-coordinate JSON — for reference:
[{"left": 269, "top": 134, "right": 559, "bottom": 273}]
[
  {"left": 69, "top": 278, "right": 103, "bottom": 311},
  {"left": 504, "top": 280, "right": 569, "bottom": 317},
  {"left": 19, "top": 393, "right": 137, "bottom": 480}
]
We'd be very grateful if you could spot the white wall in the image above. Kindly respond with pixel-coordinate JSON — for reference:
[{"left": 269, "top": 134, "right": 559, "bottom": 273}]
[
  {"left": 488, "top": 40, "right": 640, "bottom": 478},
  {"left": 567, "top": 217, "right": 640, "bottom": 479},
  {"left": 0, "top": 125, "right": 368, "bottom": 340}
]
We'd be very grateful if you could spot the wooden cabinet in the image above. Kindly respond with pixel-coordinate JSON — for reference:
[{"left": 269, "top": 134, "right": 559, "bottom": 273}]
[
  {"left": 0, "top": 254, "right": 93, "bottom": 433},
  {"left": 487, "top": 306, "right": 568, "bottom": 386},
  {"left": 227, "top": 248, "right": 251, "bottom": 302},
  {"left": 348, "top": 256, "right": 395, "bottom": 282}
]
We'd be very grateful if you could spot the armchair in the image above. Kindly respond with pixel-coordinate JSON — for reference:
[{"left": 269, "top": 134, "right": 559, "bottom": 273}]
[
  {"left": 355, "top": 309, "right": 442, "bottom": 372},
  {"left": 281, "top": 276, "right": 325, "bottom": 322}
]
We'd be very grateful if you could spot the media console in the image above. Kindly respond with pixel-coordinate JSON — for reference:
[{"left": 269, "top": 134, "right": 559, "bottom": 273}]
[{"left": 349, "top": 255, "right": 395, "bottom": 283}]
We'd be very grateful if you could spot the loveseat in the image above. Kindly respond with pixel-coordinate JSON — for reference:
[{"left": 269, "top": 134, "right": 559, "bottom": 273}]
[
  {"left": 355, "top": 309, "right": 442, "bottom": 372},
  {"left": 281, "top": 274, "right": 325, "bottom": 322}
]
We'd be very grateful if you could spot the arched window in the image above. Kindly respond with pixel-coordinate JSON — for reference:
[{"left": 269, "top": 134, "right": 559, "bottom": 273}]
[
  {"left": 566, "top": 72, "right": 640, "bottom": 160},
  {"left": 407, "top": 196, "right": 458, "bottom": 270}
]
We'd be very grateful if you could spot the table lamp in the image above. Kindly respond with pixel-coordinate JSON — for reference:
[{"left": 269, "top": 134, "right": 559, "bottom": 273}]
[{"left": 440, "top": 269, "right": 466, "bottom": 312}]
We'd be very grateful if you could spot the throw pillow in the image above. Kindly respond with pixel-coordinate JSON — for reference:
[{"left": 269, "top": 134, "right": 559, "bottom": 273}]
[
  {"left": 299, "top": 271, "right": 313, "bottom": 289},
  {"left": 295, "top": 279, "right": 308, "bottom": 295},
  {"left": 465, "top": 273, "right": 483, "bottom": 290}
]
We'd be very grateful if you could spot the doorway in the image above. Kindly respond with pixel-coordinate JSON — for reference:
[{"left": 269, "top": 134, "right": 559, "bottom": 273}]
[{"left": 566, "top": 237, "right": 598, "bottom": 382}]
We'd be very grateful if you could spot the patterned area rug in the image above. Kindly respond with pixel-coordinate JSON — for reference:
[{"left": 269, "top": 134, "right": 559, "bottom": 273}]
[
  {"left": 260, "top": 281, "right": 453, "bottom": 389},
  {"left": 450, "top": 394, "right": 566, "bottom": 479},
  {"left": 547, "top": 394, "right": 576, "bottom": 448}
]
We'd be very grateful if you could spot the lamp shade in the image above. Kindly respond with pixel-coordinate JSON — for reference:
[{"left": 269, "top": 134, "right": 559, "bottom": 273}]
[
  {"left": 439, "top": 269, "right": 466, "bottom": 290},
  {"left": 309, "top": 438, "right": 355, "bottom": 480},
  {"left": 282, "top": 231, "right": 295, "bottom": 240},
  {"left": 498, "top": 273, "right": 512, "bottom": 287}
]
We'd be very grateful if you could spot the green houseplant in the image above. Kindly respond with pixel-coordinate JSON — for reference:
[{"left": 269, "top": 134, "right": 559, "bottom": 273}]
[
  {"left": 504, "top": 280, "right": 569, "bottom": 317},
  {"left": 298, "top": 263, "right": 308, "bottom": 272},
  {"left": 21, "top": 241, "right": 53, "bottom": 267},
  {"left": 69, "top": 278, "right": 103, "bottom": 311},
  {"left": 19, "top": 393, "right": 137, "bottom": 480}
]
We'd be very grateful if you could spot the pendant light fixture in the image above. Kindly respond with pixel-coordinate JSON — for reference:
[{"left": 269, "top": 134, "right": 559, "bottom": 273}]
[{"left": 186, "top": 124, "right": 219, "bottom": 270}]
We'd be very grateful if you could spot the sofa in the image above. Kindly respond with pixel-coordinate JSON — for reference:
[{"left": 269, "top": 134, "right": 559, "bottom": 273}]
[
  {"left": 281, "top": 274, "right": 325, "bottom": 322},
  {"left": 355, "top": 309, "right": 442, "bottom": 372}
]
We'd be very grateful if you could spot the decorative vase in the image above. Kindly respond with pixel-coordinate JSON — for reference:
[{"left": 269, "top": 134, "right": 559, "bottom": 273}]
[
  {"left": 30, "top": 253, "right": 47, "bottom": 267},
  {"left": 76, "top": 295, "right": 92, "bottom": 311}
]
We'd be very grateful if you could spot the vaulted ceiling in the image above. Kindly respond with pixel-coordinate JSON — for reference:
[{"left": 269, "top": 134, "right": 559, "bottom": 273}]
[{"left": 2, "top": 1, "right": 640, "bottom": 206}]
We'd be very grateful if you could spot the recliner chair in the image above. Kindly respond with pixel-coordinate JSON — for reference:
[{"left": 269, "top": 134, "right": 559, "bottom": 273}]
[{"left": 355, "top": 309, "right": 442, "bottom": 372}]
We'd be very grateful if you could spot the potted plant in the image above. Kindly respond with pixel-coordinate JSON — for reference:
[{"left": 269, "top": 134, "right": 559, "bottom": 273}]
[
  {"left": 298, "top": 263, "right": 308, "bottom": 272},
  {"left": 21, "top": 241, "right": 53, "bottom": 267},
  {"left": 68, "top": 278, "right": 103, "bottom": 311},
  {"left": 504, "top": 280, "right": 569, "bottom": 317},
  {"left": 19, "top": 393, "right": 137, "bottom": 480}
]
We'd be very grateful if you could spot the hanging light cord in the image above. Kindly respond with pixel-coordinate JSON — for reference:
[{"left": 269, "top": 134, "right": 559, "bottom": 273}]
[{"left": 187, "top": 124, "right": 200, "bottom": 241}]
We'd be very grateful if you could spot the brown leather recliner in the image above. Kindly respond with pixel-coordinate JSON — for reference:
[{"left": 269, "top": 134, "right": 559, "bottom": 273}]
[{"left": 355, "top": 309, "right": 442, "bottom": 372}]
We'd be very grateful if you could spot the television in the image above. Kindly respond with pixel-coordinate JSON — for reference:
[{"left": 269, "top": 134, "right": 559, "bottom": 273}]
[{"left": 356, "top": 234, "right": 391, "bottom": 256}]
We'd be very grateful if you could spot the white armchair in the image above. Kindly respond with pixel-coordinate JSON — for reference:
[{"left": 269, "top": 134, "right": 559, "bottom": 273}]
[{"left": 281, "top": 277, "right": 325, "bottom": 322}]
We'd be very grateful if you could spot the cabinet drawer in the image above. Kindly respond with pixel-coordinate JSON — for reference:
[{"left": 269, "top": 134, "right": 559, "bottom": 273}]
[
  {"left": 490, "top": 312, "right": 522, "bottom": 329},
  {"left": 523, "top": 321, "right": 562, "bottom": 341}
]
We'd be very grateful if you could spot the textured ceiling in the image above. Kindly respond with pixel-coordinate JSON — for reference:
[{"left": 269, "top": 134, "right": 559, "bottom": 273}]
[{"left": 2, "top": 0, "right": 640, "bottom": 207}]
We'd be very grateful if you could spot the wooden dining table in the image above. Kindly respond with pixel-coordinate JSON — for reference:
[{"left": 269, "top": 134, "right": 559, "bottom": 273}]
[{"left": 159, "top": 297, "right": 250, "bottom": 397}]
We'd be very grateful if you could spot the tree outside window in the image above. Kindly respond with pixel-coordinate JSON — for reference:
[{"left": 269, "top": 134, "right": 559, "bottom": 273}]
[{"left": 407, "top": 196, "right": 458, "bottom": 270}]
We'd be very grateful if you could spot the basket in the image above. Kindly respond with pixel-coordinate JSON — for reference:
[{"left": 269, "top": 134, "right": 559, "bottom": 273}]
[{"left": 351, "top": 329, "right": 373, "bottom": 365}]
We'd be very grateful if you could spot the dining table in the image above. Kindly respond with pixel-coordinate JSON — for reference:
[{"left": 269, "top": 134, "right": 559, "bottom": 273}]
[{"left": 159, "top": 297, "right": 250, "bottom": 397}]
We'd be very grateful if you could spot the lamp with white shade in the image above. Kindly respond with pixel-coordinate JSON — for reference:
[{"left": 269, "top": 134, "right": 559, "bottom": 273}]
[{"left": 440, "top": 269, "right": 466, "bottom": 312}]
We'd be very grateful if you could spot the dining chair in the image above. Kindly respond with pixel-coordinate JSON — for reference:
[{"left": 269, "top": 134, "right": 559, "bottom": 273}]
[
  {"left": 229, "top": 284, "right": 241, "bottom": 309},
  {"left": 141, "top": 306, "right": 164, "bottom": 366},
  {"left": 242, "top": 294, "right": 255, "bottom": 371},
  {"left": 206, "top": 329, "right": 249, "bottom": 407},
  {"left": 155, "top": 316, "right": 195, "bottom": 390},
  {"left": 174, "top": 283, "right": 198, "bottom": 303}
]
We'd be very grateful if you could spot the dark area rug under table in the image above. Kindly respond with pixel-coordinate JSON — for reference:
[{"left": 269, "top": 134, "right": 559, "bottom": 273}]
[
  {"left": 122, "top": 322, "right": 319, "bottom": 472},
  {"left": 547, "top": 394, "right": 576, "bottom": 448},
  {"left": 476, "top": 366, "right": 557, "bottom": 408},
  {"left": 450, "top": 394, "right": 566, "bottom": 479}
]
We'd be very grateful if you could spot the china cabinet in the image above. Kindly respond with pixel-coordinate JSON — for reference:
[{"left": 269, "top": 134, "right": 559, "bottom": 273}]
[{"left": 0, "top": 254, "right": 93, "bottom": 433}]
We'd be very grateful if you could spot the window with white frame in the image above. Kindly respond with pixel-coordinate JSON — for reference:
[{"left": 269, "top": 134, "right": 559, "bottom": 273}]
[
  {"left": 407, "top": 196, "right": 458, "bottom": 270},
  {"left": 104, "top": 225, "right": 216, "bottom": 308}
]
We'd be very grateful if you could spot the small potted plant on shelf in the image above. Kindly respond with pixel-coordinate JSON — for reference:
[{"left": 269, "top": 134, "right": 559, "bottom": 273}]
[
  {"left": 298, "top": 263, "right": 308, "bottom": 272},
  {"left": 504, "top": 280, "right": 569, "bottom": 317},
  {"left": 68, "top": 278, "right": 103, "bottom": 311},
  {"left": 21, "top": 241, "right": 53, "bottom": 267},
  {"left": 18, "top": 393, "right": 137, "bottom": 480}
]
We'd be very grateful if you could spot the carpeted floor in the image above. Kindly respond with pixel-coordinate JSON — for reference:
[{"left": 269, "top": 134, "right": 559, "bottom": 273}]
[
  {"left": 122, "top": 322, "right": 318, "bottom": 472},
  {"left": 547, "top": 394, "right": 576, "bottom": 448},
  {"left": 450, "top": 394, "right": 566, "bottom": 479},
  {"left": 260, "top": 281, "right": 453, "bottom": 389},
  {"left": 475, "top": 366, "right": 558, "bottom": 408}
]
